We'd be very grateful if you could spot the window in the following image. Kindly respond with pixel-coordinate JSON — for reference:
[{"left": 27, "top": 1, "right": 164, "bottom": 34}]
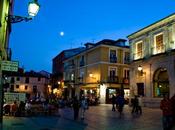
[
  {"left": 124, "top": 69, "right": 129, "bottom": 78},
  {"left": 71, "top": 74, "right": 74, "bottom": 81},
  {"left": 110, "top": 50, "right": 117, "bottom": 63},
  {"left": 11, "top": 77, "right": 14, "bottom": 83},
  {"left": 80, "top": 55, "right": 85, "bottom": 66},
  {"left": 16, "top": 85, "right": 19, "bottom": 89},
  {"left": 108, "top": 67, "right": 118, "bottom": 83},
  {"left": 25, "top": 85, "right": 28, "bottom": 90},
  {"left": 16, "top": 77, "right": 20, "bottom": 81},
  {"left": 33, "top": 85, "right": 37, "bottom": 93},
  {"left": 38, "top": 77, "right": 41, "bottom": 81},
  {"left": 10, "top": 85, "right": 14, "bottom": 91},
  {"left": 109, "top": 68, "right": 116, "bottom": 77},
  {"left": 124, "top": 52, "right": 130, "bottom": 64},
  {"left": 153, "top": 33, "right": 165, "bottom": 54},
  {"left": 135, "top": 41, "right": 143, "bottom": 59},
  {"left": 25, "top": 77, "right": 29, "bottom": 83}
]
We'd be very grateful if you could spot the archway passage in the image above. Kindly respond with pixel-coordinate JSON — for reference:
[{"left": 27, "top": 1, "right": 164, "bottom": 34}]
[{"left": 153, "top": 68, "right": 169, "bottom": 97}]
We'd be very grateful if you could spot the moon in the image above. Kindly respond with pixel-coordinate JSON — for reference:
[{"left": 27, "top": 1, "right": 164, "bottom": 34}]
[{"left": 60, "top": 31, "right": 64, "bottom": 36}]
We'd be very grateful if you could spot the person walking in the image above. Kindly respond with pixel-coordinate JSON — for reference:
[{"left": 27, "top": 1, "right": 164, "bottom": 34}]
[
  {"left": 72, "top": 96, "right": 80, "bottom": 120},
  {"left": 116, "top": 93, "right": 125, "bottom": 116},
  {"left": 112, "top": 95, "right": 116, "bottom": 111},
  {"left": 160, "top": 94, "right": 173, "bottom": 130},
  {"left": 80, "top": 96, "right": 88, "bottom": 120},
  {"left": 131, "top": 95, "right": 139, "bottom": 114},
  {"left": 138, "top": 96, "right": 143, "bottom": 114}
]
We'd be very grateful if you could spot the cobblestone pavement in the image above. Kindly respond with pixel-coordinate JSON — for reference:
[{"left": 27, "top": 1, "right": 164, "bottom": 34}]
[{"left": 3, "top": 104, "right": 165, "bottom": 130}]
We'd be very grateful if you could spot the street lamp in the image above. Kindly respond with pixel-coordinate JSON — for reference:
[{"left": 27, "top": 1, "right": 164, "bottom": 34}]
[
  {"left": 28, "top": 0, "right": 40, "bottom": 16},
  {"left": 6, "top": 0, "right": 40, "bottom": 23}
]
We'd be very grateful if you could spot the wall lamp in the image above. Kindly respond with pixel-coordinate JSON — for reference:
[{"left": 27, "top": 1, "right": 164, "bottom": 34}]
[
  {"left": 6, "top": 0, "right": 40, "bottom": 23},
  {"left": 138, "top": 65, "right": 143, "bottom": 71},
  {"left": 138, "top": 65, "right": 146, "bottom": 76}
]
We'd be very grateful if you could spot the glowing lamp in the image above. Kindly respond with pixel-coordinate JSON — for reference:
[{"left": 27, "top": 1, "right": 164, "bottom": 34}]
[{"left": 28, "top": 0, "right": 40, "bottom": 17}]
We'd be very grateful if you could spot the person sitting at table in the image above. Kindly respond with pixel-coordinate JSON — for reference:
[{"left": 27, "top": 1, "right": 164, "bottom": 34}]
[{"left": 11, "top": 101, "right": 18, "bottom": 116}]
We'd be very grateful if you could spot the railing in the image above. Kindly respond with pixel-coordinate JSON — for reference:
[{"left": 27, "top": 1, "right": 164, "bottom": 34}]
[
  {"left": 124, "top": 57, "right": 130, "bottom": 64},
  {"left": 109, "top": 56, "right": 117, "bottom": 63},
  {"left": 107, "top": 76, "right": 119, "bottom": 83}
]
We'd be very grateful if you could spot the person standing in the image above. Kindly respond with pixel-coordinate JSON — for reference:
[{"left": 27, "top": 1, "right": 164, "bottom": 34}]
[
  {"left": 116, "top": 93, "right": 125, "bottom": 116},
  {"left": 138, "top": 96, "right": 143, "bottom": 114},
  {"left": 131, "top": 95, "right": 139, "bottom": 114},
  {"left": 160, "top": 94, "right": 173, "bottom": 130},
  {"left": 112, "top": 95, "right": 116, "bottom": 111},
  {"left": 80, "top": 96, "right": 88, "bottom": 120},
  {"left": 72, "top": 96, "right": 80, "bottom": 120}
]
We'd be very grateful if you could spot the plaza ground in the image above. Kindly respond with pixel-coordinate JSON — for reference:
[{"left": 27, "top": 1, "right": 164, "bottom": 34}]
[{"left": 3, "top": 104, "right": 165, "bottom": 130}]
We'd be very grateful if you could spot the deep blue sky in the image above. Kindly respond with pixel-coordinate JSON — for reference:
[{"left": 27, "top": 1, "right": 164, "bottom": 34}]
[{"left": 10, "top": 0, "right": 175, "bottom": 73}]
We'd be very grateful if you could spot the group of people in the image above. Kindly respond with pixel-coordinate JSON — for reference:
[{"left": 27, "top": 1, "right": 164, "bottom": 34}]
[
  {"left": 131, "top": 95, "right": 143, "bottom": 115},
  {"left": 4, "top": 101, "right": 28, "bottom": 116},
  {"left": 111, "top": 93, "right": 125, "bottom": 116},
  {"left": 160, "top": 94, "right": 175, "bottom": 130},
  {"left": 111, "top": 94, "right": 143, "bottom": 116}
]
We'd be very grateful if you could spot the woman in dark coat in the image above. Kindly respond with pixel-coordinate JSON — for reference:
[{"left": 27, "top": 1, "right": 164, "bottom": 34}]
[{"left": 72, "top": 96, "right": 80, "bottom": 120}]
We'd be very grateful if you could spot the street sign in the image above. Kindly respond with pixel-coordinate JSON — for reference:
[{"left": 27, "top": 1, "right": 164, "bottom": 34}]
[{"left": 1, "top": 60, "right": 18, "bottom": 72}]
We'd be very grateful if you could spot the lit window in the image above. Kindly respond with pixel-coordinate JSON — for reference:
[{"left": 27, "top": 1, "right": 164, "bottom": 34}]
[
  {"left": 135, "top": 41, "right": 143, "bottom": 60},
  {"left": 153, "top": 33, "right": 165, "bottom": 54}
]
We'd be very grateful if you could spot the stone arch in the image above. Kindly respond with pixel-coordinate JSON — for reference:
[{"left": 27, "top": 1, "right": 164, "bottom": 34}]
[{"left": 153, "top": 67, "right": 169, "bottom": 97}]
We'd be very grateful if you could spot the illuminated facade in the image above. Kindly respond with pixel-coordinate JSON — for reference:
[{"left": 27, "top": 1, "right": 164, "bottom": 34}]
[
  {"left": 64, "top": 39, "right": 130, "bottom": 103},
  {"left": 4, "top": 70, "right": 50, "bottom": 99},
  {"left": 0, "top": 0, "right": 13, "bottom": 60},
  {"left": 128, "top": 13, "right": 175, "bottom": 107}
]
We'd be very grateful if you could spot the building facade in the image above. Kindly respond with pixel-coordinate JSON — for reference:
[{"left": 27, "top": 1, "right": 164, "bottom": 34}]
[
  {"left": 52, "top": 47, "right": 85, "bottom": 97},
  {"left": 128, "top": 13, "right": 175, "bottom": 107},
  {"left": 64, "top": 39, "right": 130, "bottom": 103},
  {"left": 4, "top": 70, "right": 50, "bottom": 100}
]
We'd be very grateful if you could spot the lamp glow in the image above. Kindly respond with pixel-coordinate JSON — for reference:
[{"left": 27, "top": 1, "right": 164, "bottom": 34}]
[
  {"left": 138, "top": 65, "right": 143, "bottom": 71},
  {"left": 28, "top": 0, "right": 40, "bottom": 17}
]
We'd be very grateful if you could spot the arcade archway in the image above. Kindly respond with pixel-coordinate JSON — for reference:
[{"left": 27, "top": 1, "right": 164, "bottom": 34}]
[{"left": 153, "top": 68, "right": 169, "bottom": 97}]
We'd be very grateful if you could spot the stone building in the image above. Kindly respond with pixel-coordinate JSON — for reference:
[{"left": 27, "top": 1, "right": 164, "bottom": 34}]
[{"left": 128, "top": 13, "right": 175, "bottom": 107}]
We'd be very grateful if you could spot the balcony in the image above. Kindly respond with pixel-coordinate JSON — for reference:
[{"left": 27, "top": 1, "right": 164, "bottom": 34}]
[
  {"left": 151, "top": 45, "right": 165, "bottom": 55},
  {"left": 110, "top": 56, "right": 117, "bottom": 63},
  {"left": 80, "top": 60, "right": 85, "bottom": 67},
  {"left": 68, "top": 64, "right": 75, "bottom": 69},
  {"left": 124, "top": 57, "right": 130, "bottom": 64},
  {"left": 107, "top": 76, "right": 119, "bottom": 83}
]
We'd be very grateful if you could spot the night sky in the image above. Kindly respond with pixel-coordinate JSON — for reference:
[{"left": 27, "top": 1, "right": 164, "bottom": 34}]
[{"left": 10, "top": 0, "right": 175, "bottom": 73}]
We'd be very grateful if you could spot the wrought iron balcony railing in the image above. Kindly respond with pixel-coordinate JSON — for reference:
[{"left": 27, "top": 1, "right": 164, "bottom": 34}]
[
  {"left": 109, "top": 56, "right": 117, "bottom": 63},
  {"left": 107, "top": 76, "right": 119, "bottom": 83}
]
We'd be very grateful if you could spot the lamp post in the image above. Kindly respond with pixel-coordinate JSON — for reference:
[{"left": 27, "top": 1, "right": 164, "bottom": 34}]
[
  {"left": 0, "top": 0, "right": 40, "bottom": 129},
  {"left": 6, "top": 0, "right": 40, "bottom": 23}
]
